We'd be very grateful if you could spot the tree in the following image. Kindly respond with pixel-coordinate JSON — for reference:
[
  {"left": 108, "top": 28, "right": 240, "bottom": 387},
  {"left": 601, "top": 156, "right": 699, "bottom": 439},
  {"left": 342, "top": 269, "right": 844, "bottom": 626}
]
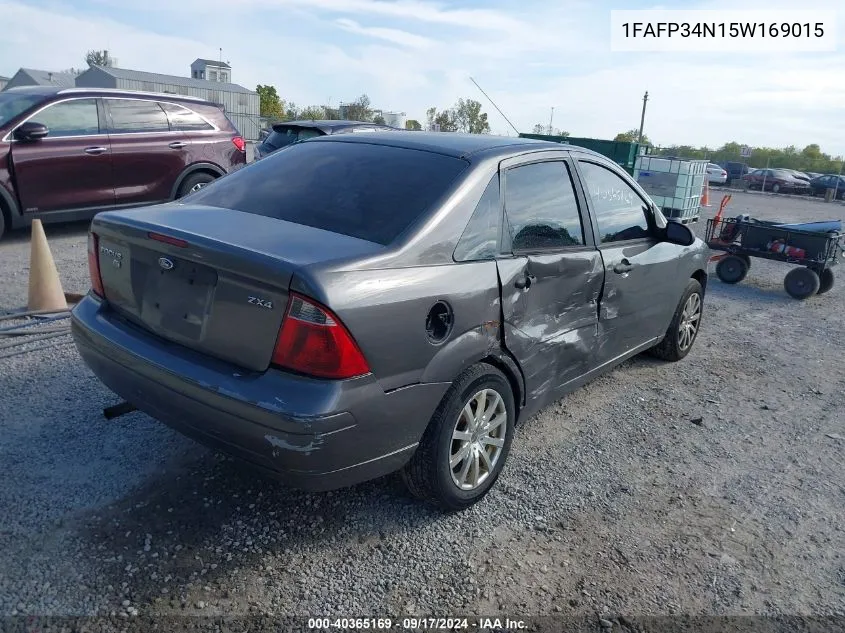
[
  {"left": 426, "top": 107, "right": 438, "bottom": 130},
  {"left": 454, "top": 98, "right": 489, "bottom": 134},
  {"left": 433, "top": 108, "right": 458, "bottom": 132},
  {"left": 85, "top": 50, "right": 113, "bottom": 67},
  {"left": 344, "top": 94, "right": 373, "bottom": 122},
  {"left": 614, "top": 129, "right": 651, "bottom": 145},
  {"left": 256, "top": 84, "right": 284, "bottom": 120},
  {"left": 373, "top": 114, "right": 386, "bottom": 125},
  {"left": 299, "top": 105, "right": 326, "bottom": 120},
  {"left": 405, "top": 119, "right": 422, "bottom": 131},
  {"left": 531, "top": 124, "right": 546, "bottom": 134}
]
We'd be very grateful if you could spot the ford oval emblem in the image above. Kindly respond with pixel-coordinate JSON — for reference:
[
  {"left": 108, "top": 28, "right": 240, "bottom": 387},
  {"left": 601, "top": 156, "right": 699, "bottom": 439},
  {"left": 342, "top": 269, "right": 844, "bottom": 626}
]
[{"left": 158, "top": 257, "right": 174, "bottom": 270}]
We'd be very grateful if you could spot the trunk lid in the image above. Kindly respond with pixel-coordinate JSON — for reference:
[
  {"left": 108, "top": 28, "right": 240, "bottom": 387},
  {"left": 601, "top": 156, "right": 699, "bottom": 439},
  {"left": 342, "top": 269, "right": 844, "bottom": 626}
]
[{"left": 91, "top": 204, "right": 382, "bottom": 372}]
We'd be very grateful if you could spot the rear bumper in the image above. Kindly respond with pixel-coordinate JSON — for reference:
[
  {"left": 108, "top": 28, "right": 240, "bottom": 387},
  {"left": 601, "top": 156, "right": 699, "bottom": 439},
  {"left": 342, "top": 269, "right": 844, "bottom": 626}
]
[{"left": 71, "top": 295, "right": 449, "bottom": 492}]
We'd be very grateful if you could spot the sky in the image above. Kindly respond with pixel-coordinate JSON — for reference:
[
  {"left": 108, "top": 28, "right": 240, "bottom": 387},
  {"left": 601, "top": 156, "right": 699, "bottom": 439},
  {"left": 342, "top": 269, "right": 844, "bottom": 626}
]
[{"left": 1, "top": 0, "right": 843, "bottom": 156}]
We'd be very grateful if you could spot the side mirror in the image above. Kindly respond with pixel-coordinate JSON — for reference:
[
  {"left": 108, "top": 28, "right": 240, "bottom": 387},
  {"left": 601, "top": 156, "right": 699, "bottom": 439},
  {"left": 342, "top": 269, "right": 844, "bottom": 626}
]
[
  {"left": 14, "top": 121, "right": 49, "bottom": 142},
  {"left": 664, "top": 220, "right": 695, "bottom": 246}
]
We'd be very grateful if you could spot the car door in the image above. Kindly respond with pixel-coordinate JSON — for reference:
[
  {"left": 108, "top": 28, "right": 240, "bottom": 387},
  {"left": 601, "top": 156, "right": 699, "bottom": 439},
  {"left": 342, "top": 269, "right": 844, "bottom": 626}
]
[
  {"left": 572, "top": 156, "right": 684, "bottom": 363},
  {"left": 104, "top": 98, "right": 190, "bottom": 205},
  {"left": 10, "top": 97, "right": 114, "bottom": 213},
  {"left": 495, "top": 153, "right": 604, "bottom": 404}
]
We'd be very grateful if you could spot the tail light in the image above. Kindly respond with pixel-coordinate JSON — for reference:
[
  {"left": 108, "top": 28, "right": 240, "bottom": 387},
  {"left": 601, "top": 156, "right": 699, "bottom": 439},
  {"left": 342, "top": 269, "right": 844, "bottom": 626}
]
[
  {"left": 87, "top": 232, "right": 104, "bottom": 298},
  {"left": 231, "top": 136, "right": 246, "bottom": 152},
  {"left": 271, "top": 293, "right": 370, "bottom": 380}
]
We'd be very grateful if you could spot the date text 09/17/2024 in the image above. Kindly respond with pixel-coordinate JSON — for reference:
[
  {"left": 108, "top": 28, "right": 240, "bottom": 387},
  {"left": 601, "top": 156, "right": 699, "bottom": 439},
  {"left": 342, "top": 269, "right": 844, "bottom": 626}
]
[
  {"left": 620, "top": 21, "right": 824, "bottom": 38},
  {"left": 307, "top": 617, "right": 527, "bottom": 630}
]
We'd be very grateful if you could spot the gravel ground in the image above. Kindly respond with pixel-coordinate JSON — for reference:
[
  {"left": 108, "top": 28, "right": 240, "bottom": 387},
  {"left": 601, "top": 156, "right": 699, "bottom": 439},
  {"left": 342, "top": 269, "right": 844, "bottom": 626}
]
[{"left": 0, "top": 191, "right": 843, "bottom": 624}]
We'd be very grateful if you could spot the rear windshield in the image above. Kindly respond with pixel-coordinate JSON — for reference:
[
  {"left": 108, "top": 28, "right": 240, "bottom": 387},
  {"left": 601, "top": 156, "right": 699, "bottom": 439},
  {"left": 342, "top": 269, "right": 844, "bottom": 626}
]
[
  {"left": 263, "top": 126, "right": 323, "bottom": 150},
  {"left": 187, "top": 140, "right": 469, "bottom": 245}
]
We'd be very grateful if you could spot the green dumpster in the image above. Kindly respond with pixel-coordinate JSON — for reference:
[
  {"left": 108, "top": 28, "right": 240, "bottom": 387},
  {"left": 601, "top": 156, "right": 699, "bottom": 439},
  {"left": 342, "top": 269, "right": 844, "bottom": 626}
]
[{"left": 518, "top": 134, "right": 646, "bottom": 175}]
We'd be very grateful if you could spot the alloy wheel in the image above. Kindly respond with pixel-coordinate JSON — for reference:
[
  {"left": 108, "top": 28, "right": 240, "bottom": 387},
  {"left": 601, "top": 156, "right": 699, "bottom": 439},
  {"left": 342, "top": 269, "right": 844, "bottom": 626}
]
[
  {"left": 678, "top": 292, "right": 701, "bottom": 351},
  {"left": 449, "top": 388, "right": 507, "bottom": 491}
]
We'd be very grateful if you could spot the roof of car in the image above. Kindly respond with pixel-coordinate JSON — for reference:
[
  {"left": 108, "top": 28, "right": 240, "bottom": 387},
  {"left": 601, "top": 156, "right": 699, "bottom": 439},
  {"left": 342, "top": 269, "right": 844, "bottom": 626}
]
[
  {"left": 308, "top": 130, "right": 606, "bottom": 160},
  {"left": 272, "top": 120, "right": 396, "bottom": 133}
]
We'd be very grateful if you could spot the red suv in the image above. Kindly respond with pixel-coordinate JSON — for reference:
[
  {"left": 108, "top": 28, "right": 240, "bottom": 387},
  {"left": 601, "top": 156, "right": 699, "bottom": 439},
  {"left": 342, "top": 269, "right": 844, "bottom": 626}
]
[{"left": 0, "top": 86, "right": 246, "bottom": 239}]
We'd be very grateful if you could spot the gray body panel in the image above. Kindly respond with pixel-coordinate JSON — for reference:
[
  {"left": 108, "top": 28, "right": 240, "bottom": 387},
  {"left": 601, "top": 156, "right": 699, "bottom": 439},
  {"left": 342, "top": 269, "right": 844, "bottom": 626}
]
[{"left": 71, "top": 131, "right": 710, "bottom": 491}]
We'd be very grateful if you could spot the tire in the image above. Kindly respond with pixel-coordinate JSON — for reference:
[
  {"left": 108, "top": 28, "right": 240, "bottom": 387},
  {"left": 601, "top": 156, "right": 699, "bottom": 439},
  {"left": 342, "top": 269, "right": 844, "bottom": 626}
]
[
  {"left": 0, "top": 208, "right": 6, "bottom": 241},
  {"left": 716, "top": 255, "right": 749, "bottom": 284},
  {"left": 817, "top": 268, "right": 835, "bottom": 295},
  {"left": 783, "top": 267, "right": 820, "bottom": 300},
  {"left": 648, "top": 278, "right": 704, "bottom": 362},
  {"left": 176, "top": 172, "right": 216, "bottom": 198},
  {"left": 401, "top": 363, "right": 516, "bottom": 511},
  {"left": 739, "top": 255, "right": 752, "bottom": 270}
]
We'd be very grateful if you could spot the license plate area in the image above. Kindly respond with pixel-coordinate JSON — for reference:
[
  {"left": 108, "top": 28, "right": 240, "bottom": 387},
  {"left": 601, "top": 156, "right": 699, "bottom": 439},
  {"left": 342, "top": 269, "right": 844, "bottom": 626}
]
[{"left": 140, "top": 255, "right": 218, "bottom": 341}]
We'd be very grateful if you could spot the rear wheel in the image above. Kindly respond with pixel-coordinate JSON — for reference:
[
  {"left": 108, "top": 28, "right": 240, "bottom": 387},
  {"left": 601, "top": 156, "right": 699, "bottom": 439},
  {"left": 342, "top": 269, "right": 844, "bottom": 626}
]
[
  {"left": 648, "top": 279, "right": 704, "bottom": 362},
  {"left": 784, "top": 267, "right": 820, "bottom": 300},
  {"left": 817, "top": 268, "right": 835, "bottom": 295},
  {"left": 402, "top": 364, "right": 515, "bottom": 511},
  {"left": 176, "top": 172, "right": 216, "bottom": 198},
  {"left": 716, "top": 255, "right": 749, "bottom": 284},
  {"left": 0, "top": 208, "right": 6, "bottom": 241}
]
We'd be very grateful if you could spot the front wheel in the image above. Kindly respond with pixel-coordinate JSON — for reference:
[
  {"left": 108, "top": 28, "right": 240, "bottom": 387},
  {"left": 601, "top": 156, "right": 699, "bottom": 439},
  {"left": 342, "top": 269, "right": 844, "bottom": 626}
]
[
  {"left": 402, "top": 364, "right": 515, "bottom": 511},
  {"left": 784, "top": 267, "right": 820, "bottom": 299},
  {"left": 716, "top": 255, "right": 749, "bottom": 284},
  {"left": 648, "top": 279, "right": 704, "bottom": 362}
]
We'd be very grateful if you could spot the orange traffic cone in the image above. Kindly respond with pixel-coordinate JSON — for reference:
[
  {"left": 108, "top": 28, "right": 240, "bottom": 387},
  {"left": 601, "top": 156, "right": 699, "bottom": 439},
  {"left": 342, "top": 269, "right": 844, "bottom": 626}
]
[
  {"left": 27, "top": 219, "right": 68, "bottom": 312},
  {"left": 700, "top": 178, "right": 712, "bottom": 207}
]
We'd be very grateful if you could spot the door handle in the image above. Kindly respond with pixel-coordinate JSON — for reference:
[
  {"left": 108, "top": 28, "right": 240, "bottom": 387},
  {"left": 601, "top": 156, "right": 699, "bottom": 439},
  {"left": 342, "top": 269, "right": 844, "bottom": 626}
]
[
  {"left": 613, "top": 259, "right": 633, "bottom": 274},
  {"left": 168, "top": 141, "right": 187, "bottom": 149},
  {"left": 514, "top": 273, "right": 535, "bottom": 290},
  {"left": 84, "top": 146, "right": 108, "bottom": 155}
]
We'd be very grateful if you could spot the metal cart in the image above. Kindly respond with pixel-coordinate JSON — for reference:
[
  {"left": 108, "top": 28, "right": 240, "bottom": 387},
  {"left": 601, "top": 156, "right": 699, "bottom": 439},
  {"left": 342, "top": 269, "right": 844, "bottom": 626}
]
[{"left": 706, "top": 215, "right": 845, "bottom": 300}]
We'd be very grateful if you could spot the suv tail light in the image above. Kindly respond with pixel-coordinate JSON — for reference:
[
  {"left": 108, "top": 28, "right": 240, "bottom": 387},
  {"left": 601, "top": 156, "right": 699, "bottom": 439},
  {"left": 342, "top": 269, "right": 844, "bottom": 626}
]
[
  {"left": 87, "top": 232, "right": 104, "bottom": 298},
  {"left": 232, "top": 136, "right": 246, "bottom": 152},
  {"left": 271, "top": 293, "right": 370, "bottom": 380}
]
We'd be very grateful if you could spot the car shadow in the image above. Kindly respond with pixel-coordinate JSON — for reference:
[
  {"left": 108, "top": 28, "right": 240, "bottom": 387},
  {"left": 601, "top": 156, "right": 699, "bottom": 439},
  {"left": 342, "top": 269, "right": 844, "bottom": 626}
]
[{"left": 75, "top": 447, "right": 444, "bottom": 609}]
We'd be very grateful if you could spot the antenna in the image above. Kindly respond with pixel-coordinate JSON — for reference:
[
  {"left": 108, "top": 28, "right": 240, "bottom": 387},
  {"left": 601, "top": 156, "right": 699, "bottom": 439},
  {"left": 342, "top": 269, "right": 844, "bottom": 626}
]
[{"left": 469, "top": 76, "right": 520, "bottom": 136}]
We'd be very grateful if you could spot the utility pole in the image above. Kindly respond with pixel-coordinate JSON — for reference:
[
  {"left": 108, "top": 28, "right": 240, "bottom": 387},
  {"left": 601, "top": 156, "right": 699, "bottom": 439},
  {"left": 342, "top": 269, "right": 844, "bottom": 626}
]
[
  {"left": 548, "top": 107, "right": 555, "bottom": 135},
  {"left": 637, "top": 90, "right": 649, "bottom": 145}
]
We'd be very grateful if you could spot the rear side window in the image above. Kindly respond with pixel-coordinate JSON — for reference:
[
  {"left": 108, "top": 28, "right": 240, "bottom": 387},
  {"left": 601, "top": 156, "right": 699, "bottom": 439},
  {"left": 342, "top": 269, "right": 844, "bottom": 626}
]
[
  {"left": 186, "top": 141, "right": 469, "bottom": 245},
  {"left": 577, "top": 161, "right": 650, "bottom": 243},
  {"left": 504, "top": 161, "right": 585, "bottom": 250},
  {"left": 107, "top": 99, "right": 170, "bottom": 133},
  {"left": 454, "top": 175, "right": 501, "bottom": 261},
  {"left": 160, "top": 103, "right": 214, "bottom": 131}
]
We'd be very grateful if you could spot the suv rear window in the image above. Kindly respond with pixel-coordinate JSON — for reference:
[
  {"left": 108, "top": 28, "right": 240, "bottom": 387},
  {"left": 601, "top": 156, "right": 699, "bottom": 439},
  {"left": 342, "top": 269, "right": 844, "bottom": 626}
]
[
  {"left": 186, "top": 140, "right": 469, "bottom": 245},
  {"left": 262, "top": 126, "right": 323, "bottom": 150}
]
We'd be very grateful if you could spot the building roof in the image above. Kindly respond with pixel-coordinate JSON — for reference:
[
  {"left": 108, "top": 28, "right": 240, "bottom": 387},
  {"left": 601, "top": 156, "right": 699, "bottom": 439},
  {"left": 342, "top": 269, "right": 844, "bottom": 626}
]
[
  {"left": 0, "top": 76, "right": 9, "bottom": 81},
  {"left": 14, "top": 68, "right": 77, "bottom": 88},
  {"left": 87, "top": 65, "right": 253, "bottom": 94},
  {"left": 192, "top": 58, "right": 231, "bottom": 69}
]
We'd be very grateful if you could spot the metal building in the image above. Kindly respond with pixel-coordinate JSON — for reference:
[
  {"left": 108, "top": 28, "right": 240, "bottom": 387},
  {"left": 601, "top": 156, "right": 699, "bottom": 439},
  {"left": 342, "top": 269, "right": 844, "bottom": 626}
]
[
  {"left": 2, "top": 68, "right": 77, "bottom": 91},
  {"left": 0, "top": 76, "right": 8, "bottom": 91},
  {"left": 74, "top": 65, "right": 261, "bottom": 140}
]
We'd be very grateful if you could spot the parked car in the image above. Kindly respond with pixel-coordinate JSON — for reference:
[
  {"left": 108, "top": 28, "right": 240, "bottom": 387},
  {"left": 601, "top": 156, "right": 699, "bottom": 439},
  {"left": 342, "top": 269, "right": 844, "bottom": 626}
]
[
  {"left": 784, "top": 169, "right": 811, "bottom": 182},
  {"left": 253, "top": 120, "right": 397, "bottom": 160},
  {"left": 0, "top": 86, "right": 246, "bottom": 240},
  {"left": 744, "top": 169, "right": 811, "bottom": 194},
  {"left": 809, "top": 174, "right": 845, "bottom": 199},
  {"left": 706, "top": 163, "right": 727, "bottom": 185},
  {"left": 71, "top": 132, "right": 709, "bottom": 510},
  {"left": 721, "top": 161, "right": 751, "bottom": 185}
]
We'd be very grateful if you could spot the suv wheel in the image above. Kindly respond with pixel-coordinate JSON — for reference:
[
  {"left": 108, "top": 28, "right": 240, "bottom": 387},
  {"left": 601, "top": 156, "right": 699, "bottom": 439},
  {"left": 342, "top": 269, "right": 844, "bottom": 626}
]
[
  {"left": 177, "top": 173, "right": 216, "bottom": 198},
  {"left": 648, "top": 279, "right": 704, "bottom": 362},
  {"left": 402, "top": 363, "right": 515, "bottom": 511}
]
